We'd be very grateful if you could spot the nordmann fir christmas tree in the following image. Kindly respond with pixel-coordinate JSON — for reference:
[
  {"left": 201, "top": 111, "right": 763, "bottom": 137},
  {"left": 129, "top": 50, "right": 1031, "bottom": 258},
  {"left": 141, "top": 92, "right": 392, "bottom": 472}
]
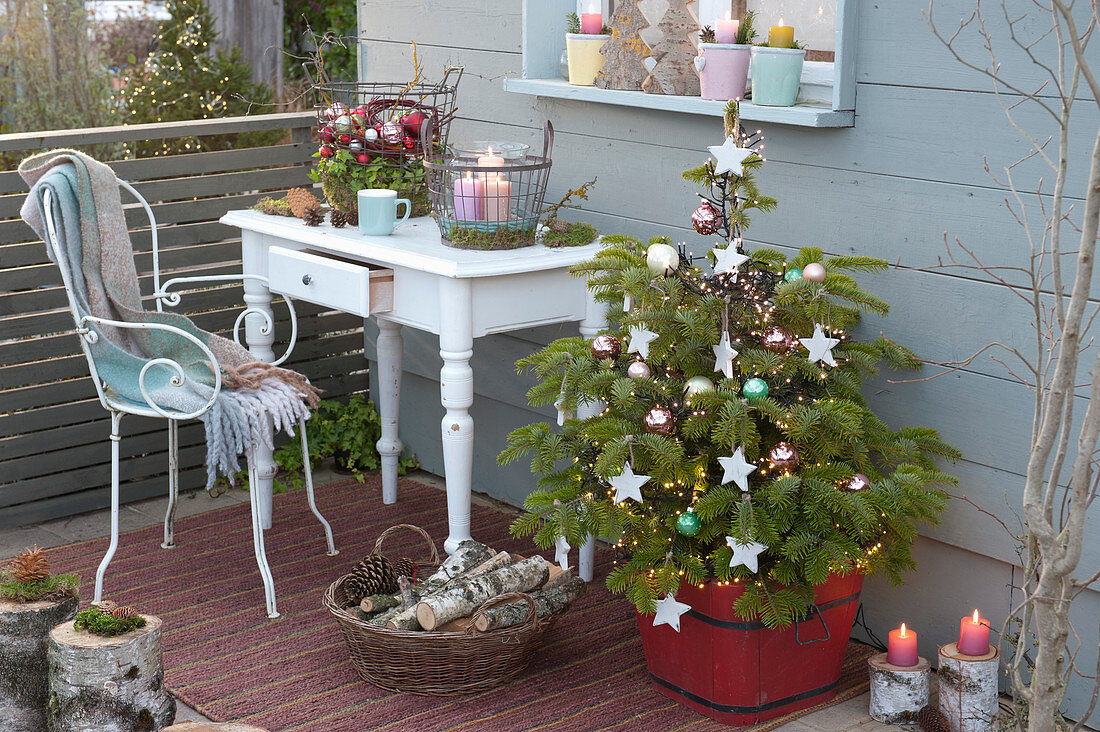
[{"left": 500, "top": 103, "right": 959, "bottom": 628}]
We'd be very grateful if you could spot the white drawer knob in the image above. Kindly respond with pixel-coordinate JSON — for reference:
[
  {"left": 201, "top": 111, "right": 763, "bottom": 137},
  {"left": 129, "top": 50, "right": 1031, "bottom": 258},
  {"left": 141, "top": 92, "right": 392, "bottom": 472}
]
[{"left": 302, "top": 274, "right": 312, "bottom": 285}]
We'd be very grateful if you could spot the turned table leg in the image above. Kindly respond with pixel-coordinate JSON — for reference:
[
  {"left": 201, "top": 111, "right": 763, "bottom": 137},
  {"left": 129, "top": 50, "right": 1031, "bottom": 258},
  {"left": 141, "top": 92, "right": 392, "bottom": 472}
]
[
  {"left": 576, "top": 277, "right": 605, "bottom": 582},
  {"left": 375, "top": 317, "right": 404, "bottom": 504},
  {"left": 439, "top": 278, "right": 474, "bottom": 555},
  {"left": 241, "top": 232, "right": 276, "bottom": 529}
]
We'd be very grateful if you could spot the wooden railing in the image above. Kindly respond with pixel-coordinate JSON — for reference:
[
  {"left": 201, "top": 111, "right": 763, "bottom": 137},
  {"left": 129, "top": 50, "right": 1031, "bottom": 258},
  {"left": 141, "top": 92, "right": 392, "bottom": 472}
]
[{"left": 0, "top": 112, "right": 367, "bottom": 528}]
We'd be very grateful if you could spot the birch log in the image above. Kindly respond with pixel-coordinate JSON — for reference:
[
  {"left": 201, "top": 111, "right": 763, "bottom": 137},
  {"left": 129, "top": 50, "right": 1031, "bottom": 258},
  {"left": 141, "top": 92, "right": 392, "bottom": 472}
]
[
  {"left": 473, "top": 576, "right": 586, "bottom": 632},
  {"left": 359, "top": 594, "right": 400, "bottom": 614},
  {"left": 0, "top": 596, "right": 79, "bottom": 732},
  {"left": 384, "top": 577, "right": 425, "bottom": 630},
  {"left": 419, "top": 539, "right": 494, "bottom": 594},
  {"left": 387, "top": 549, "right": 508, "bottom": 630},
  {"left": 47, "top": 615, "right": 175, "bottom": 732},
  {"left": 937, "top": 643, "right": 999, "bottom": 732},
  {"left": 867, "top": 652, "right": 930, "bottom": 724},
  {"left": 369, "top": 606, "right": 402, "bottom": 626},
  {"left": 415, "top": 556, "right": 550, "bottom": 631}
]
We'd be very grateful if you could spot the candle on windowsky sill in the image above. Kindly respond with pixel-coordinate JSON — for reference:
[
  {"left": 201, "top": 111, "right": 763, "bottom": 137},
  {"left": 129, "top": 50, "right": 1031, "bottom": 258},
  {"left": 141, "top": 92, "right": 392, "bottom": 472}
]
[
  {"left": 715, "top": 13, "right": 739, "bottom": 44},
  {"left": 453, "top": 171, "right": 483, "bottom": 222},
  {"left": 481, "top": 173, "right": 511, "bottom": 222},
  {"left": 580, "top": 9, "right": 603, "bottom": 34},
  {"left": 886, "top": 623, "right": 919, "bottom": 667},
  {"left": 768, "top": 19, "right": 795, "bottom": 47},
  {"left": 957, "top": 609, "right": 991, "bottom": 655}
]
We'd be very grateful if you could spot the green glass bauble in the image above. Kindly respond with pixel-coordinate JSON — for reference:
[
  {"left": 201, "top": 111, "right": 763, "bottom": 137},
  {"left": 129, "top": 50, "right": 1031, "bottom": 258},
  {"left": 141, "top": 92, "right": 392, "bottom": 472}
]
[
  {"left": 743, "top": 377, "right": 769, "bottom": 399},
  {"left": 784, "top": 268, "right": 803, "bottom": 282},
  {"left": 677, "top": 510, "right": 701, "bottom": 536}
]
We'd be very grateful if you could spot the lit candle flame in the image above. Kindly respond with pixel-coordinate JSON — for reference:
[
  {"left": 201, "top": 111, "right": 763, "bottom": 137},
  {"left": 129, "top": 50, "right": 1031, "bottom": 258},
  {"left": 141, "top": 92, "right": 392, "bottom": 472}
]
[
  {"left": 778, "top": 17, "right": 785, "bottom": 26},
  {"left": 726, "top": 10, "right": 732, "bottom": 20},
  {"left": 465, "top": 171, "right": 473, "bottom": 180},
  {"left": 972, "top": 609, "right": 980, "bottom": 623},
  {"left": 486, "top": 145, "right": 494, "bottom": 156},
  {"left": 899, "top": 623, "right": 908, "bottom": 637}
]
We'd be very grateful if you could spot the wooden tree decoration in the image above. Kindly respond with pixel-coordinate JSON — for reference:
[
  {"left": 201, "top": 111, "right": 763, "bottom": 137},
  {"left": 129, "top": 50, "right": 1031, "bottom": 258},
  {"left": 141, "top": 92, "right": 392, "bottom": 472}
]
[
  {"left": 643, "top": 0, "right": 701, "bottom": 95},
  {"left": 595, "top": 0, "right": 651, "bottom": 91}
]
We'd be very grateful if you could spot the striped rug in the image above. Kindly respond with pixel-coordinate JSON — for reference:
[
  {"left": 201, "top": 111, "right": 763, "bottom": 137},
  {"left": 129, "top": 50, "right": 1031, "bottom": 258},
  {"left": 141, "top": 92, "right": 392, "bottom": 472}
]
[{"left": 36, "top": 476, "right": 874, "bottom": 731}]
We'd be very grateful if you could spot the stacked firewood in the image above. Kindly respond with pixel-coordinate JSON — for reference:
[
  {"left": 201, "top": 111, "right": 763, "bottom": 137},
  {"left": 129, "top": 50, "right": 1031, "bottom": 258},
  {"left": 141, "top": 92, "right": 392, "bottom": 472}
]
[{"left": 346, "top": 539, "right": 585, "bottom": 633}]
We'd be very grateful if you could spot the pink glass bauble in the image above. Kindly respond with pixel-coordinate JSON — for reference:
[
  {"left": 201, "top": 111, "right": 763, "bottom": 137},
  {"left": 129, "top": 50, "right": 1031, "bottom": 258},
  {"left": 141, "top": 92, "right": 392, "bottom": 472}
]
[
  {"left": 644, "top": 406, "right": 677, "bottom": 436},
  {"left": 591, "top": 334, "right": 622, "bottom": 361},
  {"left": 768, "top": 441, "right": 800, "bottom": 470}
]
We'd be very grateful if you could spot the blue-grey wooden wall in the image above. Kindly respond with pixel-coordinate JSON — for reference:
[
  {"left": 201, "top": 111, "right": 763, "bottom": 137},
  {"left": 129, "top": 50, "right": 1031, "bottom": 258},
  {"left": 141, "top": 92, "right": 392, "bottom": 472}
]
[{"left": 358, "top": 0, "right": 1099, "bottom": 722}]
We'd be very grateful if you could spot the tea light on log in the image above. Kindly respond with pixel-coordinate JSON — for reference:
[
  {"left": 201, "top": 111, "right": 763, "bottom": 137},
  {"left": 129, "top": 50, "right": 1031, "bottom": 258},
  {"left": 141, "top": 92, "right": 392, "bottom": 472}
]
[
  {"left": 580, "top": 6, "right": 603, "bottom": 34},
  {"left": 768, "top": 18, "right": 794, "bottom": 47},
  {"left": 887, "top": 623, "right": 919, "bottom": 667},
  {"left": 453, "top": 171, "right": 483, "bottom": 222},
  {"left": 957, "top": 609, "right": 991, "bottom": 655},
  {"left": 481, "top": 173, "right": 512, "bottom": 222},
  {"left": 716, "top": 12, "right": 739, "bottom": 44}
]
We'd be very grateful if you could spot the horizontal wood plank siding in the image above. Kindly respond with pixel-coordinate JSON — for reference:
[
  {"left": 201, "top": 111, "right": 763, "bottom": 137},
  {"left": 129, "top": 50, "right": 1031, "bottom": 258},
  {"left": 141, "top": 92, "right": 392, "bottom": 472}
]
[
  {"left": 359, "top": 0, "right": 1099, "bottom": 722},
  {"left": 0, "top": 111, "right": 369, "bottom": 529}
]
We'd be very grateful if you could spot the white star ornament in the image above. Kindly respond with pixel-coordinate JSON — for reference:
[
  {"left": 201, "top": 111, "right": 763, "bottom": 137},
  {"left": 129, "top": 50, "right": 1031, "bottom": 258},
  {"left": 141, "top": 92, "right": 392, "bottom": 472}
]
[
  {"left": 708, "top": 136, "right": 755, "bottom": 177},
  {"left": 712, "top": 245, "right": 749, "bottom": 276},
  {"left": 718, "top": 446, "right": 756, "bottom": 491},
  {"left": 726, "top": 537, "right": 768, "bottom": 573},
  {"left": 712, "top": 332, "right": 738, "bottom": 379},
  {"left": 799, "top": 323, "right": 841, "bottom": 367},
  {"left": 652, "top": 594, "right": 693, "bottom": 632},
  {"left": 609, "top": 461, "right": 650, "bottom": 504},
  {"left": 627, "top": 324, "right": 659, "bottom": 359}
]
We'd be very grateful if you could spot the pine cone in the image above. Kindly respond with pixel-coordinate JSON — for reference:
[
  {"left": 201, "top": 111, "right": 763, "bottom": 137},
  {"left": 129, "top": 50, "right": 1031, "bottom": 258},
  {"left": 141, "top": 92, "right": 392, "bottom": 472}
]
[
  {"left": 342, "top": 209, "right": 358, "bottom": 227},
  {"left": 11, "top": 545, "right": 49, "bottom": 584},
  {"left": 549, "top": 219, "right": 571, "bottom": 234},
  {"left": 96, "top": 600, "right": 118, "bottom": 613},
  {"left": 286, "top": 187, "right": 320, "bottom": 218},
  {"left": 302, "top": 206, "right": 325, "bottom": 227},
  {"left": 329, "top": 209, "right": 349, "bottom": 228},
  {"left": 111, "top": 606, "right": 139, "bottom": 620},
  {"left": 917, "top": 705, "right": 950, "bottom": 732},
  {"left": 393, "top": 558, "right": 419, "bottom": 583},
  {"left": 345, "top": 554, "right": 398, "bottom": 602}
]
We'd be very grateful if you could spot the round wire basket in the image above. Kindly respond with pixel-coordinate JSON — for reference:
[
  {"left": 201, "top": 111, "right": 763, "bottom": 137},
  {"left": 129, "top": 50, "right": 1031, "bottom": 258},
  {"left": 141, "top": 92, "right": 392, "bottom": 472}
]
[
  {"left": 309, "top": 65, "right": 463, "bottom": 216},
  {"left": 423, "top": 121, "right": 555, "bottom": 250}
]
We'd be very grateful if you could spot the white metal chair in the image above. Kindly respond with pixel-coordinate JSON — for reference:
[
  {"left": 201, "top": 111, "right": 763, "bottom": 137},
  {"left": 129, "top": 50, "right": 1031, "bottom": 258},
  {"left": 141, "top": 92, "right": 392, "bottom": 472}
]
[{"left": 40, "top": 179, "right": 337, "bottom": 618}]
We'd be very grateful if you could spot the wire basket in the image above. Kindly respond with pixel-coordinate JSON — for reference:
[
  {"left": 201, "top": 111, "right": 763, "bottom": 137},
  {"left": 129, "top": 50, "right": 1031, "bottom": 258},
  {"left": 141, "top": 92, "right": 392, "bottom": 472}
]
[
  {"left": 423, "top": 121, "right": 555, "bottom": 250},
  {"left": 309, "top": 65, "right": 463, "bottom": 216}
]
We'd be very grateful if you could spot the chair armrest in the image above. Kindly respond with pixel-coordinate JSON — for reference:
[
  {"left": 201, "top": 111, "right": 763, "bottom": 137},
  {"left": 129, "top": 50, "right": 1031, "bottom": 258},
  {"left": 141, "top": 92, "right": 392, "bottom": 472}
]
[
  {"left": 154, "top": 274, "right": 297, "bottom": 366},
  {"left": 76, "top": 315, "right": 222, "bottom": 420}
]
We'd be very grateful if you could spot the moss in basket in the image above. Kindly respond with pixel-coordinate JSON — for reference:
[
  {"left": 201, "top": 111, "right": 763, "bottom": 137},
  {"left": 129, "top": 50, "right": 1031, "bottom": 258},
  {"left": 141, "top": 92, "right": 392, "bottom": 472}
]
[
  {"left": 74, "top": 606, "right": 145, "bottom": 637},
  {"left": 447, "top": 225, "right": 536, "bottom": 250},
  {"left": 310, "top": 147, "right": 434, "bottom": 217}
]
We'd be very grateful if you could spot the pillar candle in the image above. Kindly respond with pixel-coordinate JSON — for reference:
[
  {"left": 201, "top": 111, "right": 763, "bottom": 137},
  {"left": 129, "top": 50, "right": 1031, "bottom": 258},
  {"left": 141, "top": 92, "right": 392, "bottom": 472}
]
[
  {"left": 481, "top": 173, "right": 512, "bottom": 222},
  {"left": 453, "top": 171, "right": 483, "bottom": 222},
  {"left": 715, "top": 13, "right": 739, "bottom": 44},
  {"left": 957, "top": 609, "right": 991, "bottom": 655},
  {"left": 580, "top": 10, "right": 603, "bottom": 34},
  {"left": 886, "top": 623, "right": 919, "bottom": 667},
  {"left": 768, "top": 19, "right": 794, "bottom": 47},
  {"left": 477, "top": 146, "right": 505, "bottom": 170}
]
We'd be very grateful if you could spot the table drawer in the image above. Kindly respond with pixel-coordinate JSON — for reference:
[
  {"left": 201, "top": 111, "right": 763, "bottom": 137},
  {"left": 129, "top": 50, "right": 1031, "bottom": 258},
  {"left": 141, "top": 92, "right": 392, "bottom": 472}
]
[{"left": 268, "top": 246, "right": 393, "bottom": 317}]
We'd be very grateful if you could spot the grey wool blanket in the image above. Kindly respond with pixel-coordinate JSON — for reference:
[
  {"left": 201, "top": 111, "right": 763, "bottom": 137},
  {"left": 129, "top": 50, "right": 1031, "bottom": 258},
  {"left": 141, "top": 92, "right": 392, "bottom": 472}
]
[{"left": 20, "top": 149, "right": 320, "bottom": 489}]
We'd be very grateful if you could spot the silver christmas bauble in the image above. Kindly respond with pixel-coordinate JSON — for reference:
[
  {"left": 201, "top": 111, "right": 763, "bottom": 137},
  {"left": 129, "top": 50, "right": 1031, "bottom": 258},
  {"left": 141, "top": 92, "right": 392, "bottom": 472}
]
[
  {"left": 627, "top": 360, "right": 651, "bottom": 379},
  {"left": 646, "top": 243, "right": 679, "bottom": 276},
  {"left": 683, "top": 375, "right": 715, "bottom": 397},
  {"left": 381, "top": 121, "right": 404, "bottom": 144},
  {"left": 363, "top": 127, "right": 379, "bottom": 142},
  {"left": 803, "top": 262, "right": 826, "bottom": 283},
  {"left": 333, "top": 115, "right": 353, "bottom": 133},
  {"left": 349, "top": 140, "right": 364, "bottom": 153},
  {"left": 324, "top": 101, "right": 348, "bottom": 121}
]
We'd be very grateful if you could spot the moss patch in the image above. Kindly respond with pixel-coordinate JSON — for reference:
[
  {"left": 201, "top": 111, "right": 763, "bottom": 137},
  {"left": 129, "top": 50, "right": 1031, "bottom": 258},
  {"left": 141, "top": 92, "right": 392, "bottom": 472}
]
[
  {"left": 73, "top": 606, "right": 146, "bottom": 637},
  {"left": 446, "top": 225, "right": 536, "bottom": 250},
  {"left": 543, "top": 222, "right": 598, "bottom": 248},
  {"left": 0, "top": 571, "right": 79, "bottom": 603}
]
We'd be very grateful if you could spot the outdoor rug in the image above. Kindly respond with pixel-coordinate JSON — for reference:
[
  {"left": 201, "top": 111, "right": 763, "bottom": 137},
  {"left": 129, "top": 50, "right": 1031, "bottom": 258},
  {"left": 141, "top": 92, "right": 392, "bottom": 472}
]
[{"left": 34, "top": 476, "right": 876, "bottom": 731}]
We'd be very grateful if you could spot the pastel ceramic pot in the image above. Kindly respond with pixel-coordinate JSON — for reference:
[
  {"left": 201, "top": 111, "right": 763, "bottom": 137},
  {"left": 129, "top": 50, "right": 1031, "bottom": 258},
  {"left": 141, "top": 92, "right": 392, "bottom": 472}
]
[
  {"left": 566, "top": 33, "right": 609, "bottom": 86},
  {"left": 750, "top": 46, "right": 806, "bottom": 106},
  {"left": 694, "top": 43, "right": 751, "bottom": 101}
]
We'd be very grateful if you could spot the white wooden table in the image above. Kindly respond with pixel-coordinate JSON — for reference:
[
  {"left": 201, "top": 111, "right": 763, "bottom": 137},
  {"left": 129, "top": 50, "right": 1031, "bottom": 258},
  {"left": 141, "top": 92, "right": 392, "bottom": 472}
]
[{"left": 220, "top": 210, "right": 604, "bottom": 574}]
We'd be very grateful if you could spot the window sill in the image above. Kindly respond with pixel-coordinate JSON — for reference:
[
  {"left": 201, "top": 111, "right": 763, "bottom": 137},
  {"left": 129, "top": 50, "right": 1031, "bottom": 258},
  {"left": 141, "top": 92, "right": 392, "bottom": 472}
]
[{"left": 502, "top": 77, "right": 854, "bottom": 128}]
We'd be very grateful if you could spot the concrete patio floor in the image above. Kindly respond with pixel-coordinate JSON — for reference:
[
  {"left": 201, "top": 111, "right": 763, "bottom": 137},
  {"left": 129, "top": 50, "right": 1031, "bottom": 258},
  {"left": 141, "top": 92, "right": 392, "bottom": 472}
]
[{"left": 0, "top": 468, "right": 940, "bottom": 731}]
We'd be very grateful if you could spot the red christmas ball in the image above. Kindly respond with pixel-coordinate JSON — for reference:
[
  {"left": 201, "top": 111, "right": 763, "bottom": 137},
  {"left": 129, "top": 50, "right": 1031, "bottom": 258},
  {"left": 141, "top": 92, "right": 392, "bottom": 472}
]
[
  {"left": 319, "top": 127, "right": 335, "bottom": 144},
  {"left": 338, "top": 133, "right": 351, "bottom": 145},
  {"left": 402, "top": 135, "right": 417, "bottom": 150},
  {"left": 767, "top": 441, "right": 800, "bottom": 470},
  {"left": 761, "top": 325, "right": 794, "bottom": 354},
  {"left": 691, "top": 201, "right": 722, "bottom": 235},
  {"left": 644, "top": 406, "right": 677, "bottom": 436},
  {"left": 356, "top": 152, "right": 371, "bottom": 164},
  {"left": 591, "top": 334, "right": 622, "bottom": 361},
  {"left": 353, "top": 104, "right": 368, "bottom": 117},
  {"left": 841, "top": 473, "right": 871, "bottom": 492},
  {"left": 318, "top": 145, "right": 335, "bottom": 159},
  {"left": 401, "top": 110, "right": 429, "bottom": 136}
]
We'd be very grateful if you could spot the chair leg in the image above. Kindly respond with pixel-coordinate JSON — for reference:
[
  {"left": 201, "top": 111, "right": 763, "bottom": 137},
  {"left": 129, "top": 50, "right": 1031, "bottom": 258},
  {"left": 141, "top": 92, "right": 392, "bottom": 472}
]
[
  {"left": 300, "top": 416, "right": 338, "bottom": 556},
  {"left": 247, "top": 454, "right": 279, "bottom": 619},
  {"left": 94, "top": 411, "right": 124, "bottom": 605},
  {"left": 161, "top": 419, "right": 179, "bottom": 549}
]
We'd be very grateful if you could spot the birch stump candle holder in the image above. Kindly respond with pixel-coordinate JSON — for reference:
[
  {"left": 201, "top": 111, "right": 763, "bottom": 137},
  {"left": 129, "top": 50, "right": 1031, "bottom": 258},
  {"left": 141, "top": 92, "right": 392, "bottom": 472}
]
[
  {"left": 867, "top": 652, "right": 930, "bottom": 724},
  {"left": 0, "top": 596, "right": 79, "bottom": 731},
  {"left": 47, "top": 614, "right": 175, "bottom": 731},
  {"left": 937, "top": 642, "right": 1000, "bottom": 732}
]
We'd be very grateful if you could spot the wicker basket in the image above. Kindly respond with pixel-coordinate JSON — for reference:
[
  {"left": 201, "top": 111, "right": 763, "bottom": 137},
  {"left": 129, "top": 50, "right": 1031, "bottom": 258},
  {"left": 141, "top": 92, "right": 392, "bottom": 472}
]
[{"left": 323, "top": 524, "right": 565, "bottom": 695}]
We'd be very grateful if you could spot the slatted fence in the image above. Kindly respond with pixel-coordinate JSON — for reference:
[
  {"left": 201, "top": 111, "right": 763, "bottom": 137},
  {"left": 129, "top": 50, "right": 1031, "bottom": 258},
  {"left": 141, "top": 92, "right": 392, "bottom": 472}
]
[{"left": 0, "top": 112, "right": 369, "bottom": 528}]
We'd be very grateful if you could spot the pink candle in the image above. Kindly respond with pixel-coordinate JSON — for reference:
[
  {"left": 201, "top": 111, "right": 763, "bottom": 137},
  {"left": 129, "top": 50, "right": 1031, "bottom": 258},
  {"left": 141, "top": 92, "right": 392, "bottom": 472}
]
[
  {"left": 715, "top": 13, "right": 739, "bottom": 44},
  {"left": 580, "top": 11, "right": 603, "bottom": 34},
  {"left": 957, "top": 609, "right": 991, "bottom": 655},
  {"left": 481, "top": 173, "right": 511, "bottom": 222},
  {"left": 886, "top": 623, "right": 919, "bottom": 667},
  {"left": 453, "top": 171, "right": 483, "bottom": 222}
]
